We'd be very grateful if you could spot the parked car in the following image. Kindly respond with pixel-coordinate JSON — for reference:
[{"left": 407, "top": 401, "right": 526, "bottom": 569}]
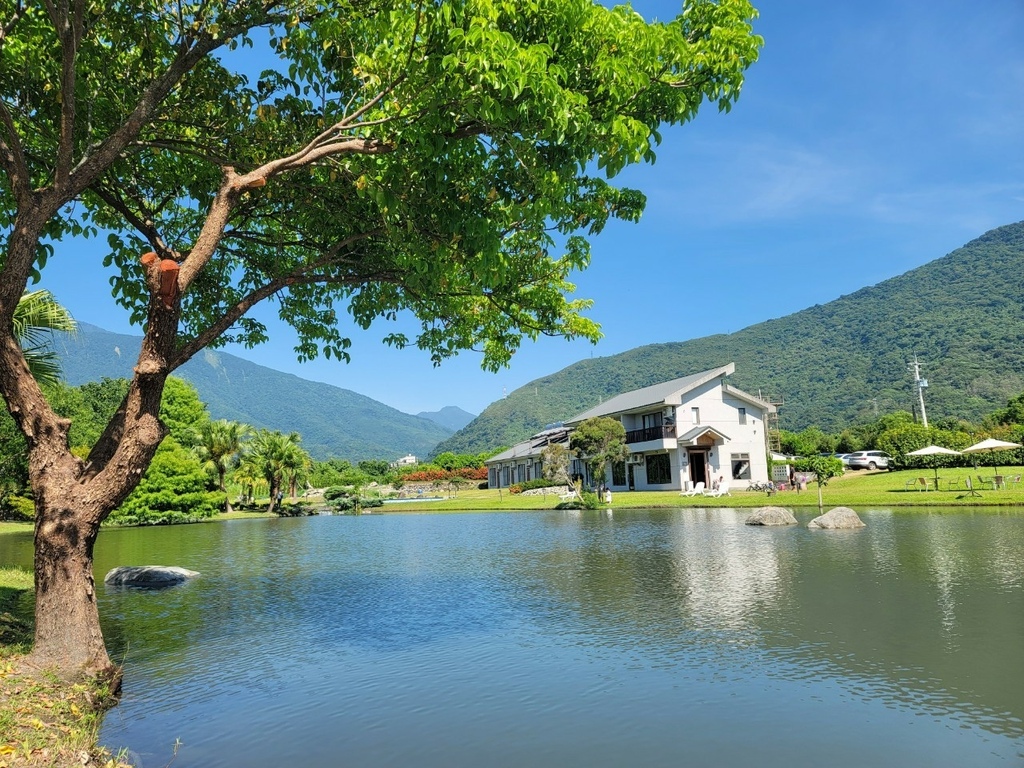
[
  {"left": 846, "top": 450, "right": 891, "bottom": 470},
  {"left": 818, "top": 452, "right": 850, "bottom": 466}
]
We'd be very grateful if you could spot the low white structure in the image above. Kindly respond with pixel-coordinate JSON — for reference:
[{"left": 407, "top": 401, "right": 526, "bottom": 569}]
[
  {"left": 392, "top": 454, "right": 417, "bottom": 468},
  {"left": 563, "top": 363, "right": 774, "bottom": 492}
]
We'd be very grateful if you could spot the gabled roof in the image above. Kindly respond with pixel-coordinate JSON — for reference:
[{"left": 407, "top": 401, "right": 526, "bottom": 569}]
[
  {"left": 564, "top": 364, "right": 736, "bottom": 424},
  {"left": 678, "top": 425, "right": 732, "bottom": 444},
  {"left": 722, "top": 383, "right": 775, "bottom": 412}
]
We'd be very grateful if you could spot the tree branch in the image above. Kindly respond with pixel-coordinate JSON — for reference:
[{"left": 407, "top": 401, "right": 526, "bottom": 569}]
[{"left": 172, "top": 229, "right": 382, "bottom": 366}]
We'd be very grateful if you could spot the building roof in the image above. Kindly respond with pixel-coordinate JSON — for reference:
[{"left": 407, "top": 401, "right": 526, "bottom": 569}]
[
  {"left": 565, "top": 364, "right": 737, "bottom": 424},
  {"left": 678, "top": 425, "right": 732, "bottom": 444},
  {"left": 485, "top": 426, "right": 572, "bottom": 465}
]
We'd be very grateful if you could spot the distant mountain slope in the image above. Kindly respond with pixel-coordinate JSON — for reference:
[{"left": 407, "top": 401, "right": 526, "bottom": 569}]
[
  {"left": 417, "top": 406, "right": 476, "bottom": 432},
  {"left": 434, "top": 221, "right": 1024, "bottom": 456},
  {"left": 55, "top": 325, "right": 452, "bottom": 461}
]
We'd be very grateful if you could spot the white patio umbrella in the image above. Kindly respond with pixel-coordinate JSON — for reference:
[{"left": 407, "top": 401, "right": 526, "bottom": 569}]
[
  {"left": 905, "top": 445, "right": 961, "bottom": 485},
  {"left": 961, "top": 438, "right": 1022, "bottom": 474}
]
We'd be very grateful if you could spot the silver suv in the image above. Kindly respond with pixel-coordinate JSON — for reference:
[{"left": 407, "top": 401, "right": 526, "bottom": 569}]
[{"left": 846, "top": 450, "right": 891, "bottom": 470}]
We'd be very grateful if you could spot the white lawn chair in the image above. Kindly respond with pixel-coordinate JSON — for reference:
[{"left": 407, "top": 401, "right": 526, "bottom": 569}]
[
  {"left": 679, "top": 482, "right": 705, "bottom": 497},
  {"left": 703, "top": 480, "right": 732, "bottom": 497}
]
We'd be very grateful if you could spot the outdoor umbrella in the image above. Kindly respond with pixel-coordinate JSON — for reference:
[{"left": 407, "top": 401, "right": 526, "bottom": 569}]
[
  {"left": 906, "top": 445, "right": 961, "bottom": 486},
  {"left": 961, "top": 438, "right": 1023, "bottom": 474}
]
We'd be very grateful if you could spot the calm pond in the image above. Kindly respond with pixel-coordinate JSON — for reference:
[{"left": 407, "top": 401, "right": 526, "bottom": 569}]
[{"left": 2, "top": 508, "right": 1024, "bottom": 767}]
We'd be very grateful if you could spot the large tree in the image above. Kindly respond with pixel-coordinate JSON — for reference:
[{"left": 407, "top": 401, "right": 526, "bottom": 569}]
[
  {"left": 0, "top": 0, "right": 761, "bottom": 678},
  {"left": 570, "top": 416, "right": 630, "bottom": 488}
]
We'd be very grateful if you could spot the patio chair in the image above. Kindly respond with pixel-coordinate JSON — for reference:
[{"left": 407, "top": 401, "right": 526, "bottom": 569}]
[
  {"left": 917, "top": 477, "right": 932, "bottom": 492},
  {"left": 703, "top": 480, "right": 731, "bottom": 498},
  {"left": 976, "top": 475, "right": 996, "bottom": 491},
  {"left": 904, "top": 477, "right": 918, "bottom": 491},
  {"left": 679, "top": 482, "right": 705, "bottom": 497}
]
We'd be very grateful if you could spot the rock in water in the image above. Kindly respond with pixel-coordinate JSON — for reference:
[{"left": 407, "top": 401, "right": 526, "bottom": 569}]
[
  {"left": 104, "top": 566, "right": 200, "bottom": 587},
  {"left": 807, "top": 507, "right": 865, "bottom": 529},
  {"left": 745, "top": 506, "right": 798, "bottom": 526}
]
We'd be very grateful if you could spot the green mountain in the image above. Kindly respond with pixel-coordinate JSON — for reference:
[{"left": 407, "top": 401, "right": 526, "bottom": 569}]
[
  {"left": 417, "top": 406, "right": 476, "bottom": 432},
  {"left": 55, "top": 324, "right": 452, "bottom": 461},
  {"left": 434, "top": 221, "right": 1024, "bottom": 456}
]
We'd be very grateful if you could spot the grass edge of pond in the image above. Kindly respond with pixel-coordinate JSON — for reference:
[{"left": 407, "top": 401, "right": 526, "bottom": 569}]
[{"left": 0, "top": 567, "right": 131, "bottom": 768}]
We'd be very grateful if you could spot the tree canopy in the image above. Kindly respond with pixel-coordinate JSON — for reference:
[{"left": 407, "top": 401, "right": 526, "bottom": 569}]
[
  {"left": 0, "top": 0, "right": 761, "bottom": 678},
  {"left": 570, "top": 416, "right": 629, "bottom": 486}
]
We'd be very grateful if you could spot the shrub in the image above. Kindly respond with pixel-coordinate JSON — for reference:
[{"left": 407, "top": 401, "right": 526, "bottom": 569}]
[
  {"left": 0, "top": 494, "right": 33, "bottom": 521},
  {"left": 403, "top": 466, "right": 488, "bottom": 483},
  {"left": 276, "top": 501, "right": 317, "bottom": 517}
]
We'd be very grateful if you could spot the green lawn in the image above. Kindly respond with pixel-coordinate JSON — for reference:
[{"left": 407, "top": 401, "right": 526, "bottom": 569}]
[{"left": 380, "top": 468, "right": 1024, "bottom": 512}]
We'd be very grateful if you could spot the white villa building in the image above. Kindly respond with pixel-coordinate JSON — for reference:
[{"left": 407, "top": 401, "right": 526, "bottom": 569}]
[
  {"left": 485, "top": 363, "right": 774, "bottom": 492},
  {"left": 564, "top": 363, "right": 774, "bottom": 491}
]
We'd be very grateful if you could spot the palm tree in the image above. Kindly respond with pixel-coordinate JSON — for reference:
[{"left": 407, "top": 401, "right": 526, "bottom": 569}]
[
  {"left": 195, "top": 419, "right": 251, "bottom": 513},
  {"left": 241, "top": 430, "right": 310, "bottom": 513},
  {"left": 14, "top": 290, "right": 76, "bottom": 386}
]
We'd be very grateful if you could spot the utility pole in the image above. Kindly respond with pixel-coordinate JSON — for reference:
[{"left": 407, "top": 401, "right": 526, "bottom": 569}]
[{"left": 909, "top": 355, "right": 928, "bottom": 428}]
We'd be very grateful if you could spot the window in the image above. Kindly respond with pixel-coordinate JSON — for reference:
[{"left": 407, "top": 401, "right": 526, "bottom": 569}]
[
  {"left": 738, "top": 407, "right": 747, "bottom": 425},
  {"left": 646, "top": 453, "right": 672, "bottom": 484},
  {"left": 731, "top": 453, "right": 751, "bottom": 480},
  {"left": 612, "top": 461, "right": 626, "bottom": 486},
  {"left": 642, "top": 412, "right": 662, "bottom": 429},
  {"left": 691, "top": 407, "right": 700, "bottom": 425}
]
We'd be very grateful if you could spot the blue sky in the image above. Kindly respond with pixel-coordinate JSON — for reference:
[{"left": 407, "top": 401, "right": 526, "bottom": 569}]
[{"left": 39, "top": 0, "right": 1024, "bottom": 416}]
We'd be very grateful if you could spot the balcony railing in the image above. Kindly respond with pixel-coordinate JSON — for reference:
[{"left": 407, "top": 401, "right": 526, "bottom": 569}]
[{"left": 625, "top": 425, "right": 676, "bottom": 444}]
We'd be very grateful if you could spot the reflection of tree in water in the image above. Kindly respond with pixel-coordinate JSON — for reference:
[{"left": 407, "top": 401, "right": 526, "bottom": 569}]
[
  {"left": 532, "top": 509, "right": 1024, "bottom": 741},
  {"left": 26, "top": 509, "right": 1021, "bottom": 744}
]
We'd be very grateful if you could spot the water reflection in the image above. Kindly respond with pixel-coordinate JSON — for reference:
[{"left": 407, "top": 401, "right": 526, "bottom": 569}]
[{"left": 1, "top": 509, "right": 1022, "bottom": 767}]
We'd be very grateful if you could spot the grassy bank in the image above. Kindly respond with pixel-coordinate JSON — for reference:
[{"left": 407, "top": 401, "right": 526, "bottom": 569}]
[
  {"left": 379, "top": 467, "right": 1024, "bottom": 512},
  {"left": 0, "top": 567, "right": 128, "bottom": 768}
]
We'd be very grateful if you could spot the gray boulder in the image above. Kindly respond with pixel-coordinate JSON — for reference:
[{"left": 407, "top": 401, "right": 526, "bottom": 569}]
[
  {"left": 745, "top": 506, "right": 798, "bottom": 526},
  {"left": 104, "top": 565, "right": 200, "bottom": 587},
  {"left": 807, "top": 507, "right": 865, "bottom": 529}
]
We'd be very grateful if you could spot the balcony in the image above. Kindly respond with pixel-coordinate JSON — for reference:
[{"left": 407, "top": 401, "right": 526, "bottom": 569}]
[{"left": 625, "top": 425, "right": 676, "bottom": 444}]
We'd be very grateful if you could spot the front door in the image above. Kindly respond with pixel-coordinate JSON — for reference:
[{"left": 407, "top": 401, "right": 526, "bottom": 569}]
[
  {"left": 627, "top": 463, "right": 635, "bottom": 491},
  {"left": 688, "top": 449, "right": 708, "bottom": 487}
]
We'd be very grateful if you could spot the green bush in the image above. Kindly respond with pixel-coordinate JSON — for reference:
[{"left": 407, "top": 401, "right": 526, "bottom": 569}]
[
  {"left": 110, "top": 438, "right": 223, "bottom": 525},
  {"left": 508, "top": 478, "right": 560, "bottom": 494},
  {"left": 276, "top": 501, "right": 317, "bottom": 517},
  {"left": 330, "top": 496, "right": 384, "bottom": 513},
  {"left": 0, "top": 494, "right": 34, "bottom": 521}
]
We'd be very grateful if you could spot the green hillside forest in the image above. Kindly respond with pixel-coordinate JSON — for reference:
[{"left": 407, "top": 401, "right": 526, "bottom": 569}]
[
  {"left": 435, "top": 221, "right": 1024, "bottom": 456},
  {"left": 54, "top": 324, "right": 452, "bottom": 461}
]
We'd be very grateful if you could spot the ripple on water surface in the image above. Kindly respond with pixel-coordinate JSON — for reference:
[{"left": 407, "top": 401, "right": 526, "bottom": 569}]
[{"left": 74, "top": 510, "right": 1024, "bottom": 767}]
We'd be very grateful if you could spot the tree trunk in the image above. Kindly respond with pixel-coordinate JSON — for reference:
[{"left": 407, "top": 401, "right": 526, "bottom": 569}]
[
  {"left": 28, "top": 492, "right": 115, "bottom": 681},
  {"left": 219, "top": 467, "right": 233, "bottom": 513},
  {"left": 267, "top": 478, "right": 281, "bottom": 513}
]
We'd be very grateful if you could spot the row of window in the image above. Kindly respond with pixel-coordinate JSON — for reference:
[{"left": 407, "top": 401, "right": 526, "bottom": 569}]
[
  {"left": 633, "top": 406, "right": 749, "bottom": 430},
  {"left": 492, "top": 449, "right": 755, "bottom": 488}
]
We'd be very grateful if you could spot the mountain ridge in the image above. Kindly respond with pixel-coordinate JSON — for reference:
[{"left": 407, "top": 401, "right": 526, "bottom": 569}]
[
  {"left": 54, "top": 324, "right": 453, "bottom": 461},
  {"left": 432, "top": 220, "right": 1024, "bottom": 456},
  {"left": 416, "top": 405, "right": 476, "bottom": 432}
]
